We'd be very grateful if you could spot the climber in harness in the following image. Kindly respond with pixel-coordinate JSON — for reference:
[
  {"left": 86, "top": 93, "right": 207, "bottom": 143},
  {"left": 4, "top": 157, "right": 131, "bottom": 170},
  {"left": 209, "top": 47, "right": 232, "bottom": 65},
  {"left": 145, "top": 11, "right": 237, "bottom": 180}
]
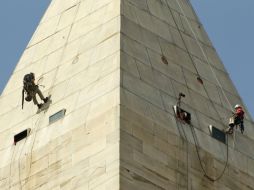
[
  {"left": 226, "top": 104, "right": 245, "bottom": 134},
  {"left": 22, "top": 73, "right": 49, "bottom": 109}
]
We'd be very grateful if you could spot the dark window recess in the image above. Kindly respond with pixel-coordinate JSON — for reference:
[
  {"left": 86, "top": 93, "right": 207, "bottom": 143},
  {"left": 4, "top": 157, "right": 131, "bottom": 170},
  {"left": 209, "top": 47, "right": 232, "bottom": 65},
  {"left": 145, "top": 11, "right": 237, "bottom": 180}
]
[
  {"left": 173, "top": 105, "right": 191, "bottom": 124},
  {"left": 161, "top": 55, "right": 168, "bottom": 65},
  {"left": 14, "top": 128, "right": 31, "bottom": 145},
  {"left": 209, "top": 125, "right": 226, "bottom": 144},
  {"left": 49, "top": 109, "right": 66, "bottom": 124}
]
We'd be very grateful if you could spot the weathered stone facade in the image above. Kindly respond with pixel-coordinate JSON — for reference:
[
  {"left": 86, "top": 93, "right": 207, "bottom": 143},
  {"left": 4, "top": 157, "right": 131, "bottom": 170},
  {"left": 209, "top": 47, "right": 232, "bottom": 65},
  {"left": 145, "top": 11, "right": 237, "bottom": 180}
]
[{"left": 0, "top": 0, "right": 254, "bottom": 189}]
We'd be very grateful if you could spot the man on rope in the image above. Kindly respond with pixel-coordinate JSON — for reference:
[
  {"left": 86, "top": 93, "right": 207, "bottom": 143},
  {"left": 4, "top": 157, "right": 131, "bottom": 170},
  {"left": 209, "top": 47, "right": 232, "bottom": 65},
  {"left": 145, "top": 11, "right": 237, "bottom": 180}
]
[
  {"left": 22, "top": 72, "right": 49, "bottom": 109},
  {"left": 226, "top": 104, "right": 245, "bottom": 134}
]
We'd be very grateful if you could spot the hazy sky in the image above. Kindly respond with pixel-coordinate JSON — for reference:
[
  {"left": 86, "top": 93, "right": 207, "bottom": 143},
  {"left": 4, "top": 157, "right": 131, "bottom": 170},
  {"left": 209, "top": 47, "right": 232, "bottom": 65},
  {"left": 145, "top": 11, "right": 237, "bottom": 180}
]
[
  {"left": 0, "top": 1, "right": 253, "bottom": 118},
  {"left": 0, "top": 0, "right": 50, "bottom": 93}
]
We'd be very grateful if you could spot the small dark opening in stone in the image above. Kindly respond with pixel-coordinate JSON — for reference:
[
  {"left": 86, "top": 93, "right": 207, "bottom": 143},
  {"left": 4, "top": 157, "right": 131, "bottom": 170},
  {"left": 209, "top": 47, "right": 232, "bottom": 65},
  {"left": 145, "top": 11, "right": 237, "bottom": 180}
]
[
  {"left": 14, "top": 129, "right": 31, "bottom": 145},
  {"left": 161, "top": 55, "right": 168, "bottom": 65},
  {"left": 197, "top": 76, "right": 203, "bottom": 84}
]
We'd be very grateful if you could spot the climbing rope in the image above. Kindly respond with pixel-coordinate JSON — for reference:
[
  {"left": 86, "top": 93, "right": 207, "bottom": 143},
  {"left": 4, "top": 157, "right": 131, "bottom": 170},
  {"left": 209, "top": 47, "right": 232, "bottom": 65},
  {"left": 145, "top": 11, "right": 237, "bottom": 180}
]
[
  {"left": 175, "top": 118, "right": 190, "bottom": 188},
  {"left": 181, "top": 65, "right": 229, "bottom": 182},
  {"left": 171, "top": 85, "right": 190, "bottom": 189},
  {"left": 7, "top": 99, "right": 34, "bottom": 189},
  {"left": 166, "top": 1, "right": 225, "bottom": 125},
  {"left": 173, "top": 0, "right": 231, "bottom": 180},
  {"left": 22, "top": 111, "right": 44, "bottom": 188},
  {"left": 47, "top": 2, "right": 81, "bottom": 96},
  {"left": 174, "top": 0, "right": 233, "bottom": 112},
  {"left": 190, "top": 123, "right": 229, "bottom": 182},
  {"left": 165, "top": 0, "right": 230, "bottom": 182},
  {"left": 18, "top": 134, "right": 29, "bottom": 190},
  {"left": 8, "top": 146, "right": 16, "bottom": 190},
  {"left": 18, "top": 6, "right": 82, "bottom": 185},
  {"left": 172, "top": 88, "right": 229, "bottom": 182},
  {"left": 19, "top": 5, "right": 82, "bottom": 184}
]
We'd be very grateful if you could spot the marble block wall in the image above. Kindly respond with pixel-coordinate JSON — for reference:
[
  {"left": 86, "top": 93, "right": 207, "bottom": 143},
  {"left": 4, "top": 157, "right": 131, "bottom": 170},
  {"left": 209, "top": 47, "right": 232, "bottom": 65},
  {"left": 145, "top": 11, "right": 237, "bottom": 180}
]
[
  {"left": 0, "top": 0, "right": 254, "bottom": 189},
  {"left": 120, "top": 0, "right": 254, "bottom": 189},
  {"left": 0, "top": 0, "right": 120, "bottom": 189}
]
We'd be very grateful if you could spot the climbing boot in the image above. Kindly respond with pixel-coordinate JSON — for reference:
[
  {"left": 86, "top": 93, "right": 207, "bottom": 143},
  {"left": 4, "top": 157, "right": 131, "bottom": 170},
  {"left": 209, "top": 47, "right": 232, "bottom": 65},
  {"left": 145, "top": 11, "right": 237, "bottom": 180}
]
[
  {"left": 43, "top": 97, "right": 49, "bottom": 103},
  {"left": 37, "top": 104, "right": 43, "bottom": 109}
]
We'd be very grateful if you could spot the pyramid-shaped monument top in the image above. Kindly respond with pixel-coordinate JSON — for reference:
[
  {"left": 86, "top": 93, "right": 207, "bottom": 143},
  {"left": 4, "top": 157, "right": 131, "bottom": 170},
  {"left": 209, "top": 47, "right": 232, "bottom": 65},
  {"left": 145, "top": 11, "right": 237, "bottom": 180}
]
[{"left": 0, "top": 0, "right": 254, "bottom": 189}]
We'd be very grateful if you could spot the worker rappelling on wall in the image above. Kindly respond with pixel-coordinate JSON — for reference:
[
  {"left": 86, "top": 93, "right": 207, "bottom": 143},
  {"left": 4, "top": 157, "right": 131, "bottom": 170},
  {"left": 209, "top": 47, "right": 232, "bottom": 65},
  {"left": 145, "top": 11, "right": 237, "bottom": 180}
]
[
  {"left": 173, "top": 92, "right": 230, "bottom": 182},
  {"left": 225, "top": 104, "right": 245, "bottom": 134},
  {"left": 22, "top": 72, "right": 50, "bottom": 110}
]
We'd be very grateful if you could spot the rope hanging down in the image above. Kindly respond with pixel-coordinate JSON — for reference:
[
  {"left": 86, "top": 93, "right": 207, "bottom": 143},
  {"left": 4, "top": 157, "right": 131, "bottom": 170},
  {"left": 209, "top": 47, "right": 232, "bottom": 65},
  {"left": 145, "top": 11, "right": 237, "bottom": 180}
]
[
  {"left": 166, "top": 1, "right": 230, "bottom": 181},
  {"left": 190, "top": 123, "right": 229, "bottom": 182},
  {"left": 173, "top": 91, "right": 229, "bottom": 182},
  {"left": 175, "top": 0, "right": 233, "bottom": 112},
  {"left": 172, "top": 88, "right": 190, "bottom": 189},
  {"left": 48, "top": 2, "right": 81, "bottom": 96},
  {"left": 166, "top": 1, "right": 228, "bottom": 126}
]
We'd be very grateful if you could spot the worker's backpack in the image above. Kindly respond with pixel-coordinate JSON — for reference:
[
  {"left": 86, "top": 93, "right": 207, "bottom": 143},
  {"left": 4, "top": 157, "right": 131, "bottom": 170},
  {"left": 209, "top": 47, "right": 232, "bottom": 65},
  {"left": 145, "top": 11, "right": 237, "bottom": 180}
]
[
  {"left": 22, "top": 73, "right": 35, "bottom": 109},
  {"left": 23, "top": 73, "right": 35, "bottom": 93}
]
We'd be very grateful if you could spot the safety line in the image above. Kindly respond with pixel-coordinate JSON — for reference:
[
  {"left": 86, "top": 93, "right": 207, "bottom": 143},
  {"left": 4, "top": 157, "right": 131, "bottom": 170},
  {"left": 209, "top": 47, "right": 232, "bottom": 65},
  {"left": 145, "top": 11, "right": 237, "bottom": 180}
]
[
  {"left": 18, "top": 135, "right": 29, "bottom": 190},
  {"left": 165, "top": 1, "right": 201, "bottom": 78},
  {"left": 175, "top": 116, "right": 190, "bottom": 189},
  {"left": 166, "top": 1, "right": 224, "bottom": 125},
  {"left": 175, "top": 0, "right": 233, "bottom": 112},
  {"left": 8, "top": 146, "right": 16, "bottom": 190},
  {"left": 10, "top": 2, "right": 82, "bottom": 189},
  {"left": 8, "top": 101, "right": 34, "bottom": 190},
  {"left": 171, "top": 83, "right": 190, "bottom": 190},
  {"left": 172, "top": 65, "right": 229, "bottom": 183},
  {"left": 190, "top": 123, "right": 229, "bottom": 182},
  {"left": 181, "top": 62, "right": 228, "bottom": 182},
  {"left": 170, "top": 0, "right": 231, "bottom": 181},
  {"left": 184, "top": 61, "right": 229, "bottom": 182},
  {"left": 22, "top": 112, "right": 44, "bottom": 188},
  {"left": 48, "top": 2, "right": 81, "bottom": 96},
  {"left": 233, "top": 128, "right": 236, "bottom": 149}
]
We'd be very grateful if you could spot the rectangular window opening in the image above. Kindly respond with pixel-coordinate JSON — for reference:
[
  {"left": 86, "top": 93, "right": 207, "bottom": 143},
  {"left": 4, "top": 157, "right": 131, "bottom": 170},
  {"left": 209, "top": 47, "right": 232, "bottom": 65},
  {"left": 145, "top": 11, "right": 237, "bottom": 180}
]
[
  {"left": 209, "top": 125, "right": 226, "bottom": 144},
  {"left": 49, "top": 109, "right": 66, "bottom": 124},
  {"left": 14, "top": 128, "right": 31, "bottom": 145}
]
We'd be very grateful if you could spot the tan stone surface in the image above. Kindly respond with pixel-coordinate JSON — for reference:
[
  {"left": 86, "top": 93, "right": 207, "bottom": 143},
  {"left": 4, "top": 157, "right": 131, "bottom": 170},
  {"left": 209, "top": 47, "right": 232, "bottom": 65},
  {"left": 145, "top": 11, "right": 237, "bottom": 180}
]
[
  {"left": 1, "top": 0, "right": 254, "bottom": 189},
  {"left": 120, "top": 0, "right": 254, "bottom": 189}
]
